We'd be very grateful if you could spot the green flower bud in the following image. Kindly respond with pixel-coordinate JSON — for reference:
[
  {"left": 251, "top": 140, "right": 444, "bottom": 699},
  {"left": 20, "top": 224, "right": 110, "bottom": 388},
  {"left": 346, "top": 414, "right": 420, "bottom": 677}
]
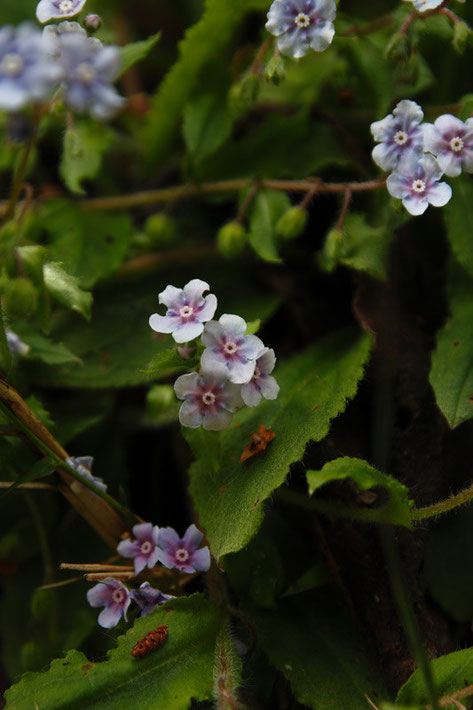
[
  {"left": 265, "top": 55, "right": 286, "bottom": 85},
  {"left": 217, "top": 221, "right": 247, "bottom": 258},
  {"left": 147, "top": 385, "right": 176, "bottom": 420},
  {"left": 3, "top": 278, "right": 39, "bottom": 318},
  {"left": 229, "top": 74, "right": 260, "bottom": 114},
  {"left": 385, "top": 33, "right": 410, "bottom": 64},
  {"left": 276, "top": 207, "right": 308, "bottom": 241},
  {"left": 317, "top": 228, "right": 344, "bottom": 272},
  {"left": 144, "top": 214, "right": 177, "bottom": 247},
  {"left": 453, "top": 21, "right": 473, "bottom": 55},
  {"left": 131, "top": 232, "right": 153, "bottom": 251}
]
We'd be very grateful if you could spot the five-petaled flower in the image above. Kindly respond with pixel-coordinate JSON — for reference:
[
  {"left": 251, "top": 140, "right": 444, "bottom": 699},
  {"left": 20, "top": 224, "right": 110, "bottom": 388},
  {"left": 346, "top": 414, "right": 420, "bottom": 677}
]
[
  {"left": 371, "top": 100, "right": 424, "bottom": 172},
  {"left": 201, "top": 314, "right": 265, "bottom": 385},
  {"left": 117, "top": 523, "right": 160, "bottom": 575},
  {"left": 149, "top": 279, "right": 217, "bottom": 344},
  {"left": 130, "top": 582, "right": 175, "bottom": 617},
  {"left": 241, "top": 348, "right": 280, "bottom": 407},
  {"left": 87, "top": 577, "right": 131, "bottom": 628},
  {"left": 386, "top": 152, "right": 452, "bottom": 215},
  {"left": 158, "top": 524, "right": 211, "bottom": 574},
  {"left": 423, "top": 114, "right": 473, "bottom": 178},
  {"left": 174, "top": 361, "right": 243, "bottom": 430},
  {"left": 266, "top": 0, "right": 336, "bottom": 59},
  {"left": 36, "top": 0, "right": 87, "bottom": 24}
]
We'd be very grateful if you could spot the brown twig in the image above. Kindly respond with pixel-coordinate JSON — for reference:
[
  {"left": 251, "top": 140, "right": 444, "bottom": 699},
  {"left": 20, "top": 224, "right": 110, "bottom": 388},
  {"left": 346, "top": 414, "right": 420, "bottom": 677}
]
[
  {"left": 0, "top": 481, "right": 56, "bottom": 490},
  {"left": 250, "top": 37, "right": 273, "bottom": 75},
  {"left": 335, "top": 188, "right": 352, "bottom": 231}
]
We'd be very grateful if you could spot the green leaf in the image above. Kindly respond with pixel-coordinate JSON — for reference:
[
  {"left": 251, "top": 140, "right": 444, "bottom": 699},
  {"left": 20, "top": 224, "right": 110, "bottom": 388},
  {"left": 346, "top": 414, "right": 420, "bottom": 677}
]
[
  {"left": 16, "top": 245, "right": 50, "bottom": 331},
  {"left": 120, "top": 33, "right": 161, "bottom": 75},
  {"left": 253, "top": 589, "right": 386, "bottom": 710},
  {"left": 0, "top": 458, "right": 55, "bottom": 500},
  {"left": 397, "top": 648, "right": 473, "bottom": 707},
  {"left": 248, "top": 189, "right": 290, "bottom": 263},
  {"left": 43, "top": 262, "right": 92, "bottom": 320},
  {"left": 443, "top": 176, "right": 473, "bottom": 279},
  {"left": 189, "top": 329, "right": 372, "bottom": 561},
  {"left": 12, "top": 322, "right": 81, "bottom": 365},
  {"left": 306, "top": 457, "right": 413, "bottom": 527},
  {"left": 183, "top": 93, "right": 232, "bottom": 161},
  {"left": 4, "top": 594, "right": 222, "bottom": 710},
  {"left": 0, "top": 307, "right": 12, "bottom": 372},
  {"left": 430, "top": 260, "right": 473, "bottom": 428},
  {"left": 40, "top": 200, "right": 134, "bottom": 288},
  {"left": 60, "top": 122, "right": 113, "bottom": 196},
  {"left": 141, "top": 346, "right": 193, "bottom": 376}
]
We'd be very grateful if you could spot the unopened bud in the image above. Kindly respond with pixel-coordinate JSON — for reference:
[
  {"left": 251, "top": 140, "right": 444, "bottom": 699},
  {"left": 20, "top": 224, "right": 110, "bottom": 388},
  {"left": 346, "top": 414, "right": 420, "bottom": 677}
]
[
  {"left": 317, "top": 228, "right": 344, "bottom": 272},
  {"left": 385, "top": 32, "right": 410, "bottom": 64},
  {"left": 229, "top": 74, "right": 260, "bottom": 114},
  {"left": 217, "top": 221, "right": 247, "bottom": 258},
  {"left": 276, "top": 207, "right": 308, "bottom": 241},
  {"left": 453, "top": 21, "right": 473, "bottom": 54},
  {"left": 144, "top": 214, "right": 177, "bottom": 247},
  {"left": 147, "top": 385, "right": 175, "bottom": 420},
  {"left": 265, "top": 55, "right": 286, "bottom": 85},
  {"left": 3, "top": 278, "right": 38, "bottom": 318},
  {"left": 84, "top": 14, "right": 102, "bottom": 32}
]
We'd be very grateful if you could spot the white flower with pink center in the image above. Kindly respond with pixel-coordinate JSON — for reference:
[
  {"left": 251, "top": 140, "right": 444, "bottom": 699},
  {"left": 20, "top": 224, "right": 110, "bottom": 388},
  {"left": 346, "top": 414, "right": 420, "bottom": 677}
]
[
  {"left": 386, "top": 152, "right": 452, "bottom": 216},
  {"left": 36, "top": 0, "right": 87, "bottom": 23},
  {"left": 158, "top": 524, "right": 210, "bottom": 574},
  {"left": 174, "top": 361, "right": 243, "bottom": 430},
  {"left": 241, "top": 348, "right": 280, "bottom": 407},
  {"left": 423, "top": 114, "right": 473, "bottom": 178},
  {"left": 371, "top": 100, "right": 424, "bottom": 172},
  {"left": 149, "top": 279, "right": 217, "bottom": 344},
  {"left": 201, "top": 314, "right": 265, "bottom": 384},
  {"left": 116, "top": 522, "right": 160, "bottom": 575},
  {"left": 86, "top": 577, "right": 131, "bottom": 628}
]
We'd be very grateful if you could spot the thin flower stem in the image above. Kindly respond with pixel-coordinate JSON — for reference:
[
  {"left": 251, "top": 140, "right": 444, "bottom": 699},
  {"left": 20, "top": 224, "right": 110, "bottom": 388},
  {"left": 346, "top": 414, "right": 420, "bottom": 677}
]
[
  {"left": 411, "top": 481, "right": 473, "bottom": 520},
  {"left": 236, "top": 181, "right": 259, "bottom": 224},
  {"left": 250, "top": 37, "right": 273, "bottom": 75},
  {"left": 335, "top": 188, "right": 352, "bottom": 231},
  {"left": 440, "top": 6, "right": 461, "bottom": 24}
]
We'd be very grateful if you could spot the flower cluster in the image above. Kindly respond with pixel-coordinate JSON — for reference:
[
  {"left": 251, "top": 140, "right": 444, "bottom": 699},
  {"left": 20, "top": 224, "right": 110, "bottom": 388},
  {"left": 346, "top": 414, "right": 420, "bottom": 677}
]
[
  {"left": 370, "top": 99, "right": 473, "bottom": 215},
  {"left": 265, "top": 0, "right": 336, "bottom": 59},
  {"left": 87, "top": 523, "right": 209, "bottom": 627},
  {"left": 149, "top": 279, "right": 280, "bottom": 431},
  {"left": 0, "top": 20, "right": 124, "bottom": 119}
]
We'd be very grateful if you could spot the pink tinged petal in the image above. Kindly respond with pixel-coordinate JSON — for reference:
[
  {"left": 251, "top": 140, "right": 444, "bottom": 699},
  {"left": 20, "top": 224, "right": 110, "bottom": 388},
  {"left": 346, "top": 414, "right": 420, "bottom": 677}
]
[
  {"left": 266, "top": 16, "right": 285, "bottom": 37},
  {"left": 386, "top": 172, "right": 408, "bottom": 200},
  {"left": 146, "top": 548, "right": 160, "bottom": 569},
  {"left": 309, "top": 21, "right": 335, "bottom": 52},
  {"left": 218, "top": 314, "right": 247, "bottom": 337},
  {"left": 176, "top": 563, "right": 196, "bottom": 574},
  {"left": 182, "top": 278, "right": 210, "bottom": 304},
  {"left": 190, "top": 546, "right": 211, "bottom": 571},
  {"left": 134, "top": 555, "right": 148, "bottom": 575},
  {"left": 133, "top": 522, "right": 154, "bottom": 541},
  {"left": 201, "top": 359, "right": 230, "bottom": 382},
  {"left": 159, "top": 526, "right": 181, "bottom": 552},
  {"left": 182, "top": 524, "right": 203, "bottom": 551},
  {"left": 158, "top": 284, "right": 184, "bottom": 307},
  {"left": 224, "top": 383, "right": 244, "bottom": 411},
  {"left": 98, "top": 601, "right": 127, "bottom": 629},
  {"left": 259, "top": 374, "right": 280, "bottom": 400},
  {"left": 462, "top": 149, "right": 473, "bottom": 173},
  {"left": 172, "top": 320, "right": 204, "bottom": 343},
  {"left": 258, "top": 348, "right": 276, "bottom": 375},
  {"left": 152, "top": 526, "right": 160, "bottom": 546},
  {"left": 149, "top": 313, "right": 180, "bottom": 334},
  {"left": 201, "top": 320, "right": 224, "bottom": 348},
  {"left": 87, "top": 581, "right": 113, "bottom": 607},
  {"left": 241, "top": 381, "right": 263, "bottom": 407},
  {"left": 179, "top": 400, "right": 203, "bottom": 428},
  {"left": 402, "top": 195, "right": 429, "bottom": 216},
  {"left": 393, "top": 99, "right": 423, "bottom": 127},
  {"left": 117, "top": 538, "right": 140, "bottom": 558},
  {"left": 422, "top": 123, "right": 444, "bottom": 156},
  {"left": 227, "top": 358, "right": 256, "bottom": 385},
  {"left": 174, "top": 372, "right": 200, "bottom": 399},
  {"left": 434, "top": 113, "right": 465, "bottom": 135},
  {"left": 157, "top": 549, "right": 177, "bottom": 569},
  {"left": 370, "top": 114, "right": 396, "bottom": 142},
  {"left": 428, "top": 182, "right": 452, "bottom": 208},
  {"left": 419, "top": 154, "right": 443, "bottom": 182},
  {"left": 197, "top": 294, "right": 218, "bottom": 322},
  {"left": 240, "top": 334, "right": 265, "bottom": 360},
  {"left": 372, "top": 143, "right": 397, "bottom": 171},
  {"left": 437, "top": 151, "right": 462, "bottom": 178},
  {"left": 203, "top": 407, "right": 233, "bottom": 430}
]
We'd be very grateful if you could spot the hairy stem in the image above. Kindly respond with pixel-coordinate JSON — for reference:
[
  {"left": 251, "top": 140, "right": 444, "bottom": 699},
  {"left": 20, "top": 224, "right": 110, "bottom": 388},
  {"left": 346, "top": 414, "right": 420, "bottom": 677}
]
[{"left": 412, "top": 481, "right": 473, "bottom": 520}]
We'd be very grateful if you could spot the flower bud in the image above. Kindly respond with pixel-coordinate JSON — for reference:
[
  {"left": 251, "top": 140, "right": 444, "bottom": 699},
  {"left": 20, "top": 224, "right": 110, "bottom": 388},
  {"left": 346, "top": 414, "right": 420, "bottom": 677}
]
[
  {"left": 265, "top": 55, "right": 286, "bottom": 85},
  {"left": 453, "top": 21, "right": 473, "bottom": 54},
  {"left": 147, "top": 385, "right": 176, "bottom": 420},
  {"left": 3, "top": 278, "right": 38, "bottom": 318},
  {"left": 217, "top": 221, "right": 247, "bottom": 258},
  {"left": 276, "top": 206, "right": 308, "bottom": 241},
  {"left": 84, "top": 13, "right": 102, "bottom": 32},
  {"left": 229, "top": 74, "right": 260, "bottom": 114},
  {"left": 144, "top": 214, "right": 177, "bottom": 247},
  {"left": 384, "top": 32, "right": 410, "bottom": 64},
  {"left": 317, "top": 228, "right": 344, "bottom": 272}
]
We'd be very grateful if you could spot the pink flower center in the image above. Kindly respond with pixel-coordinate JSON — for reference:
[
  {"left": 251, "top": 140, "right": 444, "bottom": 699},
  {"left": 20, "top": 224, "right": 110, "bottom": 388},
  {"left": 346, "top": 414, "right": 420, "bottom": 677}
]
[
  {"left": 294, "top": 12, "right": 311, "bottom": 28},
  {"left": 224, "top": 341, "right": 238, "bottom": 355},
  {"left": 411, "top": 179, "right": 426, "bottom": 194},
  {"left": 394, "top": 130, "right": 408, "bottom": 146},
  {"left": 202, "top": 391, "right": 216, "bottom": 406},
  {"left": 140, "top": 541, "right": 153, "bottom": 555},
  {"left": 175, "top": 548, "right": 189, "bottom": 563},
  {"left": 179, "top": 305, "right": 194, "bottom": 319},
  {"left": 449, "top": 136, "right": 464, "bottom": 153},
  {"left": 112, "top": 588, "right": 126, "bottom": 604}
]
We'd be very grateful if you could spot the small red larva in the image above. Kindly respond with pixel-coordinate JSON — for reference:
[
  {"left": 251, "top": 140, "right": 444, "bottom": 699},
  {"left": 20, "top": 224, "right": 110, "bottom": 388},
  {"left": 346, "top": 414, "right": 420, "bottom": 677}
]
[{"left": 131, "top": 625, "right": 168, "bottom": 658}]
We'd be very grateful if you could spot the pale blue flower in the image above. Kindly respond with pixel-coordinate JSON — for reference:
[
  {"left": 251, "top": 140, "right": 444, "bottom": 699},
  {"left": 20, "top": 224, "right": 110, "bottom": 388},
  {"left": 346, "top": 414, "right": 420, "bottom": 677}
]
[
  {"left": 423, "top": 114, "right": 473, "bottom": 177},
  {"left": 149, "top": 279, "right": 217, "bottom": 344},
  {"left": 241, "top": 348, "right": 280, "bottom": 407},
  {"left": 65, "top": 455, "right": 107, "bottom": 493},
  {"left": 386, "top": 152, "right": 452, "bottom": 215},
  {"left": 36, "top": 0, "right": 87, "bottom": 24},
  {"left": 130, "top": 582, "right": 175, "bottom": 617},
  {"left": 266, "top": 0, "right": 336, "bottom": 59},
  {"left": 201, "top": 314, "right": 265, "bottom": 385},
  {"left": 87, "top": 578, "right": 130, "bottom": 628},
  {"left": 6, "top": 328, "right": 30, "bottom": 355},
  {"left": 371, "top": 100, "right": 424, "bottom": 172},
  {"left": 158, "top": 524, "right": 211, "bottom": 574},
  {"left": 117, "top": 523, "right": 160, "bottom": 576}
]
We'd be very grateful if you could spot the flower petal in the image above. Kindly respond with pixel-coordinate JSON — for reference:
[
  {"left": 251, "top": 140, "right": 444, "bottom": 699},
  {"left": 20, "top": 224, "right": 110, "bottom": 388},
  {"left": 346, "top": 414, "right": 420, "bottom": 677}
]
[
  {"left": 134, "top": 555, "right": 148, "bottom": 575},
  {"left": 159, "top": 285, "right": 183, "bottom": 308},
  {"left": 87, "top": 581, "right": 112, "bottom": 607},
  {"left": 258, "top": 348, "right": 276, "bottom": 375},
  {"left": 201, "top": 320, "right": 223, "bottom": 348},
  {"left": 179, "top": 400, "right": 203, "bottom": 428},
  {"left": 218, "top": 314, "right": 247, "bottom": 337},
  {"left": 182, "top": 523, "right": 203, "bottom": 551},
  {"left": 159, "top": 526, "right": 180, "bottom": 552},
  {"left": 174, "top": 372, "right": 200, "bottom": 399},
  {"left": 149, "top": 313, "right": 180, "bottom": 334},
  {"left": 402, "top": 195, "right": 429, "bottom": 216},
  {"left": 190, "top": 546, "right": 211, "bottom": 572},
  {"left": 309, "top": 21, "right": 335, "bottom": 52},
  {"left": 428, "top": 181, "right": 452, "bottom": 208},
  {"left": 436, "top": 151, "right": 462, "bottom": 178},
  {"left": 197, "top": 294, "right": 218, "bottom": 322},
  {"left": 182, "top": 278, "right": 210, "bottom": 304},
  {"left": 241, "top": 381, "right": 262, "bottom": 407},
  {"left": 172, "top": 320, "right": 204, "bottom": 343},
  {"left": 203, "top": 407, "right": 233, "bottom": 431},
  {"left": 132, "top": 522, "right": 153, "bottom": 541},
  {"left": 98, "top": 601, "right": 127, "bottom": 629},
  {"left": 117, "top": 538, "right": 140, "bottom": 558},
  {"left": 227, "top": 358, "right": 256, "bottom": 385},
  {"left": 259, "top": 374, "right": 280, "bottom": 400}
]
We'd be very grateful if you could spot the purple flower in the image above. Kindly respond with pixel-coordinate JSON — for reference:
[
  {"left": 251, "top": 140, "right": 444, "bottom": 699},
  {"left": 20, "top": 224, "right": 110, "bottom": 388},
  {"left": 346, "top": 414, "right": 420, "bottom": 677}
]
[
  {"left": 423, "top": 114, "right": 473, "bottom": 178},
  {"left": 241, "top": 348, "right": 280, "bottom": 407},
  {"left": 116, "top": 523, "right": 160, "bottom": 575},
  {"left": 371, "top": 100, "right": 424, "bottom": 171},
  {"left": 386, "top": 152, "right": 452, "bottom": 216},
  {"left": 174, "top": 361, "right": 243, "bottom": 431},
  {"left": 266, "top": 0, "right": 336, "bottom": 59},
  {"left": 87, "top": 577, "right": 131, "bottom": 628},
  {"left": 149, "top": 279, "right": 217, "bottom": 344},
  {"left": 0, "top": 24, "right": 62, "bottom": 111},
  {"left": 201, "top": 314, "right": 265, "bottom": 385},
  {"left": 36, "top": 0, "right": 87, "bottom": 23},
  {"left": 158, "top": 524, "right": 211, "bottom": 574},
  {"left": 6, "top": 329, "right": 30, "bottom": 356},
  {"left": 53, "top": 31, "right": 125, "bottom": 120},
  {"left": 130, "top": 582, "right": 175, "bottom": 617},
  {"left": 65, "top": 455, "right": 107, "bottom": 493}
]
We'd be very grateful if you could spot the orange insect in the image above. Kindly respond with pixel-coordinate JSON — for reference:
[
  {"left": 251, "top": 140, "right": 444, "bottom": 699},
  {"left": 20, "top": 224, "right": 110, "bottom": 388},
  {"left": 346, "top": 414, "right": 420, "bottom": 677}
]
[
  {"left": 239, "top": 424, "right": 275, "bottom": 464},
  {"left": 131, "top": 625, "right": 168, "bottom": 658}
]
